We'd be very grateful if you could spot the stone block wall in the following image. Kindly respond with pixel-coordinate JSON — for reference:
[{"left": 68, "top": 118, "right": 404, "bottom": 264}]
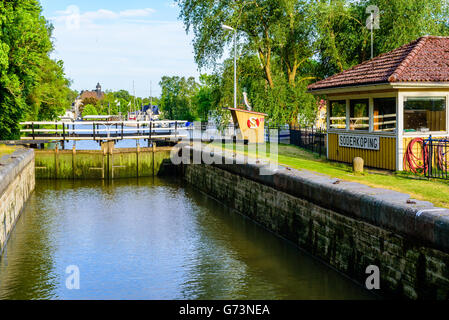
[
  {"left": 182, "top": 150, "right": 449, "bottom": 299},
  {"left": 0, "top": 149, "right": 35, "bottom": 254}
]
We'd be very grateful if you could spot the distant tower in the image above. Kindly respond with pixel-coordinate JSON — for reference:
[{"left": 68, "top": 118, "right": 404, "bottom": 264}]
[{"left": 96, "top": 83, "right": 102, "bottom": 97}]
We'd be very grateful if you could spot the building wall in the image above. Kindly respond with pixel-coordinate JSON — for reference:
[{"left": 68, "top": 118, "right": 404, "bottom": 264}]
[
  {"left": 0, "top": 149, "right": 35, "bottom": 255},
  {"left": 328, "top": 133, "right": 396, "bottom": 170}
]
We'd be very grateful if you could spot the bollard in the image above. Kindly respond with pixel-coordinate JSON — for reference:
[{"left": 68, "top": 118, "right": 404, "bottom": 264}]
[{"left": 353, "top": 157, "right": 364, "bottom": 173}]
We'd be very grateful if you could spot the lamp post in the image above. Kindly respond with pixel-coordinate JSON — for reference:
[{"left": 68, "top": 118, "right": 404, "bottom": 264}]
[{"left": 222, "top": 24, "right": 237, "bottom": 109}]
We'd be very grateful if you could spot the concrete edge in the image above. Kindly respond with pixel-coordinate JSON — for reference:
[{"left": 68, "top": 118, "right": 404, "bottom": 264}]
[
  {"left": 0, "top": 148, "right": 35, "bottom": 198},
  {"left": 186, "top": 146, "right": 449, "bottom": 252}
]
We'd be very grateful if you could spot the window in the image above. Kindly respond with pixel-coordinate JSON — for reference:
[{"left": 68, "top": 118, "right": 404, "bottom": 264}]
[
  {"left": 404, "top": 97, "right": 446, "bottom": 132},
  {"left": 374, "top": 98, "right": 396, "bottom": 132},
  {"left": 329, "top": 100, "right": 346, "bottom": 129},
  {"left": 350, "top": 99, "right": 369, "bottom": 130}
]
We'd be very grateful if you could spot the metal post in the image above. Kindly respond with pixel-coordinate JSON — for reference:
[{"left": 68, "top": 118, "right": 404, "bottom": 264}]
[
  {"left": 278, "top": 126, "right": 280, "bottom": 145},
  {"left": 32, "top": 122, "right": 35, "bottom": 140},
  {"left": 371, "top": 12, "right": 374, "bottom": 60},
  {"left": 62, "top": 123, "right": 66, "bottom": 149},
  {"left": 175, "top": 121, "right": 178, "bottom": 140},
  {"left": 442, "top": 139, "right": 447, "bottom": 179},
  {"left": 428, "top": 137, "right": 433, "bottom": 178},
  {"left": 233, "top": 30, "right": 237, "bottom": 109},
  {"left": 318, "top": 129, "right": 321, "bottom": 158},
  {"left": 312, "top": 126, "right": 314, "bottom": 153}
]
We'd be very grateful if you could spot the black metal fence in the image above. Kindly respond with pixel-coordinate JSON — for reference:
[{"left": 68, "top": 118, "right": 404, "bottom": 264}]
[
  {"left": 423, "top": 138, "right": 449, "bottom": 180},
  {"left": 196, "top": 123, "right": 327, "bottom": 156},
  {"left": 289, "top": 126, "right": 326, "bottom": 157}
]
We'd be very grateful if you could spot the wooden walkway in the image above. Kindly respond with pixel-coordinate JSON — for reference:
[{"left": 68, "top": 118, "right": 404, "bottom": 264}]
[{"left": 19, "top": 120, "right": 189, "bottom": 142}]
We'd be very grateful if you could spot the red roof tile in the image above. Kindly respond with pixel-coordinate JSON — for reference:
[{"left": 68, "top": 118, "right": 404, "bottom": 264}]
[
  {"left": 80, "top": 90, "right": 105, "bottom": 100},
  {"left": 308, "top": 36, "right": 449, "bottom": 91}
]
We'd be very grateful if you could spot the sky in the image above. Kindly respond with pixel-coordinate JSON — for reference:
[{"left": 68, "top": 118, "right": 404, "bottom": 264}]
[{"left": 39, "top": 0, "right": 200, "bottom": 97}]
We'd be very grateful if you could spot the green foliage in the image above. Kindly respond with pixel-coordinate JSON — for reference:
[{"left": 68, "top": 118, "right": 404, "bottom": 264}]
[
  {"left": 82, "top": 104, "right": 98, "bottom": 117},
  {"left": 176, "top": 0, "right": 449, "bottom": 127},
  {"left": 0, "top": 0, "right": 73, "bottom": 139},
  {"left": 194, "top": 74, "right": 222, "bottom": 121},
  {"left": 314, "top": 0, "right": 449, "bottom": 77},
  {"left": 113, "top": 90, "right": 132, "bottom": 101},
  {"left": 159, "top": 76, "right": 200, "bottom": 121}
]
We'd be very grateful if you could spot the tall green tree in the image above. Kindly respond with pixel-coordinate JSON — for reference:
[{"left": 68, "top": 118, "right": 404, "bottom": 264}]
[
  {"left": 177, "top": 0, "right": 449, "bottom": 126},
  {"left": 159, "top": 76, "right": 199, "bottom": 121},
  {"left": 314, "top": 0, "right": 449, "bottom": 78},
  {"left": 194, "top": 74, "right": 222, "bottom": 121},
  {"left": 177, "top": 0, "right": 319, "bottom": 125},
  {"left": 0, "top": 0, "right": 73, "bottom": 139}
]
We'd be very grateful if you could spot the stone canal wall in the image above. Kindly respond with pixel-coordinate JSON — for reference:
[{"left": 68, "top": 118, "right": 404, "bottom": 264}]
[
  {"left": 35, "top": 145, "right": 172, "bottom": 179},
  {"left": 182, "top": 148, "right": 449, "bottom": 300},
  {"left": 0, "top": 148, "right": 35, "bottom": 255}
]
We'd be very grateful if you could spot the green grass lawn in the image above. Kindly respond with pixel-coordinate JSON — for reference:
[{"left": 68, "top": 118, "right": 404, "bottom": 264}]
[
  {"left": 0, "top": 145, "right": 15, "bottom": 158},
  {"left": 210, "top": 142, "right": 449, "bottom": 209}
]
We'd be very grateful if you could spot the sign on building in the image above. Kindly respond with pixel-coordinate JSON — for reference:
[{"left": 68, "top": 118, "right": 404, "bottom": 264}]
[
  {"left": 227, "top": 108, "right": 268, "bottom": 143},
  {"left": 338, "top": 134, "right": 380, "bottom": 150}
]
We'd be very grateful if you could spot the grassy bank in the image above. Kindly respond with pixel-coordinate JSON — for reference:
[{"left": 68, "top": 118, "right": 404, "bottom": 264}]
[
  {"left": 211, "top": 142, "right": 449, "bottom": 209},
  {"left": 0, "top": 145, "right": 15, "bottom": 158}
]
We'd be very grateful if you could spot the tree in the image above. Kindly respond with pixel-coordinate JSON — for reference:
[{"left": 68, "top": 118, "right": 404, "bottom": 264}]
[
  {"left": 313, "top": 0, "right": 449, "bottom": 78},
  {"left": 178, "top": 0, "right": 280, "bottom": 88},
  {"left": 0, "top": 0, "right": 73, "bottom": 139},
  {"left": 194, "top": 74, "right": 222, "bottom": 121},
  {"left": 159, "top": 76, "right": 199, "bottom": 121},
  {"left": 177, "top": 0, "right": 319, "bottom": 125},
  {"left": 82, "top": 104, "right": 98, "bottom": 117},
  {"left": 113, "top": 90, "right": 132, "bottom": 101},
  {"left": 177, "top": 0, "right": 449, "bottom": 126}
]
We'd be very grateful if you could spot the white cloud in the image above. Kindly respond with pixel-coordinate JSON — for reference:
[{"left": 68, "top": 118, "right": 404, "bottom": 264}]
[
  {"left": 83, "top": 9, "right": 118, "bottom": 20},
  {"left": 52, "top": 6, "right": 156, "bottom": 25},
  {"left": 119, "top": 8, "right": 155, "bottom": 17}
]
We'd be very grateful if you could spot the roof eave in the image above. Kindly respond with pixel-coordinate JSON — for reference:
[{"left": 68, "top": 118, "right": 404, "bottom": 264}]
[
  {"left": 307, "top": 83, "right": 393, "bottom": 95},
  {"left": 390, "top": 82, "right": 449, "bottom": 89}
]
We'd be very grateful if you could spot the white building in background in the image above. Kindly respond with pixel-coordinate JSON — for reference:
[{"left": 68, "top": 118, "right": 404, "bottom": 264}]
[{"left": 60, "top": 110, "right": 75, "bottom": 122}]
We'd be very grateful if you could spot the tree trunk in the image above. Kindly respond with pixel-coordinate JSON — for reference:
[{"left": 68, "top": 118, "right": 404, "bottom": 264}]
[
  {"left": 259, "top": 48, "right": 274, "bottom": 89},
  {"left": 288, "top": 63, "right": 297, "bottom": 87}
]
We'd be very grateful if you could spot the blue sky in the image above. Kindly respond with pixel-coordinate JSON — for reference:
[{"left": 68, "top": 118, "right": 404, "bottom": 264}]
[{"left": 39, "top": 0, "right": 199, "bottom": 97}]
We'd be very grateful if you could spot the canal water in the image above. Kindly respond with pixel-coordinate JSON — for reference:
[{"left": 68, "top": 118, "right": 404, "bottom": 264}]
[{"left": 0, "top": 178, "right": 375, "bottom": 300}]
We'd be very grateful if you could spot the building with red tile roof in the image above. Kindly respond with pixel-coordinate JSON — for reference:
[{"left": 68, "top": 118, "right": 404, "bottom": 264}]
[
  {"left": 72, "top": 83, "right": 105, "bottom": 117},
  {"left": 308, "top": 36, "right": 449, "bottom": 92},
  {"left": 308, "top": 36, "right": 449, "bottom": 172},
  {"left": 79, "top": 83, "right": 105, "bottom": 100}
]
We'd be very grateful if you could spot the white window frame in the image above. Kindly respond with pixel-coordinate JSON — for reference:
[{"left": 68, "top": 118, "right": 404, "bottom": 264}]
[
  {"left": 401, "top": 93, "right": 449, "bottom": 137},
  {"left": 328, "top": 100, "right": 348, "bottom": 131},
  {"left": 327, "top": 92, "right": 397, "bottom": 136}
]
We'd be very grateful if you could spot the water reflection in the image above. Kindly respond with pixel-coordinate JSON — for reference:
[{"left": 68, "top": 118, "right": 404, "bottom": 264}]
[{"left": 0, "top": 178, "right": 375, "bottom": 300}]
